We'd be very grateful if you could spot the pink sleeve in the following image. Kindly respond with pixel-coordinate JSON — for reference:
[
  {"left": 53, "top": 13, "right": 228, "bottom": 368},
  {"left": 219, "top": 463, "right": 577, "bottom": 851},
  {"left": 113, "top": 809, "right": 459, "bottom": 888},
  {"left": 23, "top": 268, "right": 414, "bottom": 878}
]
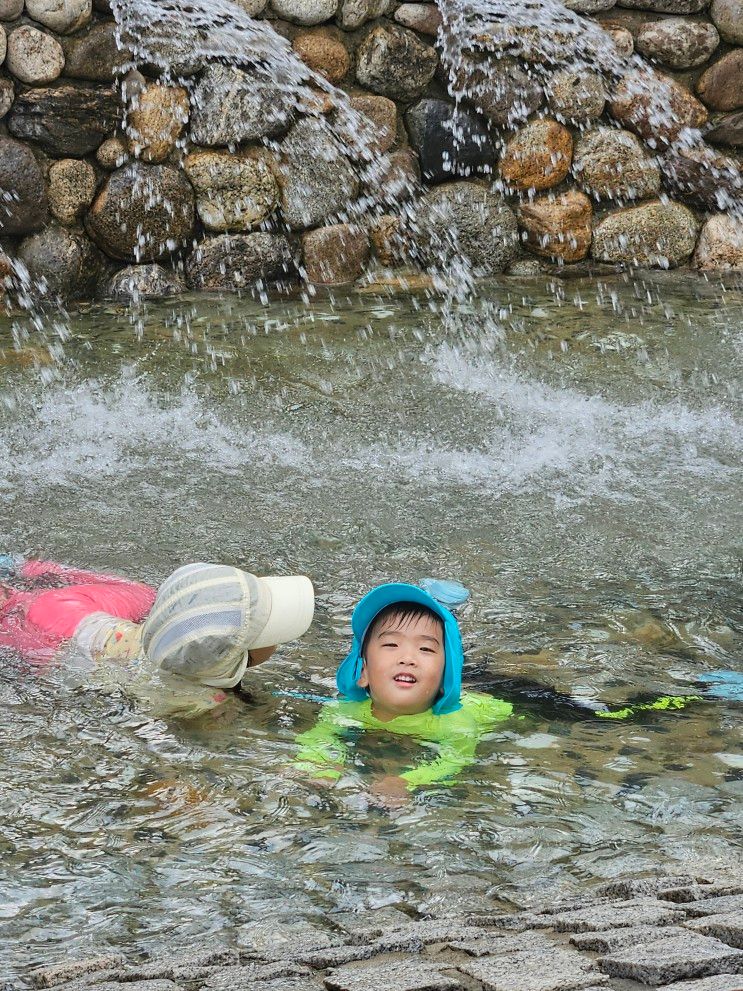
[{"left": 21, "top": 559, "right": 153, "bottom": 589}]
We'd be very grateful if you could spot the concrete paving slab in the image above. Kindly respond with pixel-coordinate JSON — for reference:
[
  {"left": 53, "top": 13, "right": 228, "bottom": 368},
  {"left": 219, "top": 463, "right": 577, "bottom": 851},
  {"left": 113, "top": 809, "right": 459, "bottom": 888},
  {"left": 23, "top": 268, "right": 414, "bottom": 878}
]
[
  {"left": 570, "top": 925, "right": 687, "bottom": 953},
  {"left": 203, "top": 963, "right": 313, "bottom": 989},
  {"left": 447, "top": 931, "right": 560, "bottom": 957},
  {"left": 598, "top": 877, "right": 710, "bottom": 900},
  {"left": 549, "top": 899, "right": 686, "bottom": 933},
  {"left": 324, "top": 959, "right": 461, "bottom": 991},
  {"left": 456, "top": 948, "right": 604, "bottom": 991},
  {"left": 238, "top": 922, "right": 345, "bottom": 962},
  {"left": 375, "top": 920, "right": 488, "bottom": 950},
  {"left": 598, "top": 932, "right": 743, "bottom": 984}
]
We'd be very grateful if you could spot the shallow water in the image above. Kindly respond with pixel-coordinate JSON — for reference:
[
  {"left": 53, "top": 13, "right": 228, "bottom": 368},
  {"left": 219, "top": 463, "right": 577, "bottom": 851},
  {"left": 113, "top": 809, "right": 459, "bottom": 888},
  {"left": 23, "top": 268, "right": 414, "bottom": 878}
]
[{"left": 1, "top": 272, "right": 742, "bottom": 977}]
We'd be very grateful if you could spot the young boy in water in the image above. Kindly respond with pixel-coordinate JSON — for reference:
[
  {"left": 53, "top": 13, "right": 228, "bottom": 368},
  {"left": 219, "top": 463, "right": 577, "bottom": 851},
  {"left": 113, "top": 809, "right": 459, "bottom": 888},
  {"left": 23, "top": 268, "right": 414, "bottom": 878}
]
[
  {"left": 0, "top": 556, "right": 314, "bottom": 718},
  {"left": 294, "top": 582, "right": 731, "bottom": 803}
]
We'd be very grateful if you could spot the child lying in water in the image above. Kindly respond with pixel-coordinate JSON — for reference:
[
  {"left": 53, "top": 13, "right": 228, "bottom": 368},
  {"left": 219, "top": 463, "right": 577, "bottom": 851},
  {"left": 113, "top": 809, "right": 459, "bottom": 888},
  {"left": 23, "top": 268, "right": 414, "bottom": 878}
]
[
  {"left": 293, "top": 582, "right": 738, "bottom": 802},
  {"left": 0, "top": 555, "right": 314, "bottom": 718}
]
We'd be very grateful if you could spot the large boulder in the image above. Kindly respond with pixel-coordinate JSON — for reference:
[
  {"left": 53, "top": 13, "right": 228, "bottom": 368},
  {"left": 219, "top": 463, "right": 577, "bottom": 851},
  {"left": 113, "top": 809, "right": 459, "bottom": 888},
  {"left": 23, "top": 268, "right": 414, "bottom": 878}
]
[
  {"left": 610, "top": 68, "right": 708, "bottom": 145},
  {"left": 412, "top": 181, "right": 518, "bottom": 275},
  {"left": 706, "top": 111, "right": 743, "bottom": 147},
  {"left": 572, "top": 126, "right": 661, "bottom": 200},
  {"left": 86, "top": 162, "right": 195, "bottom": 261},
  {"left": 104, "top": 263, "right": 186, "bottom": 300},
  {"left": 127, "top": 84, "right": 189, "bottom": 163},
  {"left": 499, "top": 118, "right": 573, "bottom": 192},
  {"left": 635, "top": 18, "right": 720, "bottom": 69},
  {"left": 278, "top": 117, "right": 359, "bottom": 230},
  {"left": 6, "top": 25, "right": 65, "bottom": 85},
  {"left": 190, "top": 64, "right": 295, "bottom": 147},
  {"left": 18, "top": 224, "right": 102, "bottom": 299},
  {"left": 0, "top": 0, "right": 24, "bottom": 16},
  {"left": 547, "top": 69, "right": 606, "bottom": 124},
  {"left": 302, "top": 223, "right": 369, "bottom": 284},
  {"left": 710, "top": 0, "right": 743, "bottom": 44},
  {"left": 591, "top": 200, "right": 699, "bottom": 267},
  {"left": 696, "top": 51, "right": 743, "bottom": 111},
  {"left": 356, "top": 23, "right": 437, "bottom": 102},
  {"left": 48, "top": 158, "right": 97, "bottom": 224},
  {"left": 7, "top": 83, "right": 121, "bottom": 156},
  {"left": 692, "top": 214, "right": 743, "bottom": 270},
  {"left": 518, "top": 191, "right": 593, "bottom": 262},
  {"left": 0, "top": 137, "right": 48, "bottom": 235},
  {"left": 183, "top": 151, "right": 279, "bottom": 232},
  {"left": 62, "top": 21, "right": 129, "bottom": 81},
  {"left": 270, "top": 0, "right": 337, "bottom": 23},
  {"left": 292, "top": 27, "right": 350, "bottom": 84},
  {"left": 662, "top": 142, "right": 743, "bottom": 211},
  {"left": 185, "top": 232, "right": 294, "bottom": 291},
  {"left": 26, "top": 0, "right": 91, "bottom": 34},
  {"left": 337, "top": 0, "right": 390, "bottom": 29},
  {"left": 452, "top": 55, "right": 543, "bottom": 129},
  {"left": 405, "top": 98, "right": 495, "bottom": 184}
]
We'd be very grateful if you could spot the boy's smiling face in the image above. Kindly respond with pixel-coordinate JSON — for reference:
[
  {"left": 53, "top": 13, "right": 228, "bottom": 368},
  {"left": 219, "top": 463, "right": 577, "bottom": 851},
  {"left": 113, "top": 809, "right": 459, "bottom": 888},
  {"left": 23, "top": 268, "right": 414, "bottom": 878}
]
[{"left": 358, "top": 609, "right": 445, "bottom": 721}]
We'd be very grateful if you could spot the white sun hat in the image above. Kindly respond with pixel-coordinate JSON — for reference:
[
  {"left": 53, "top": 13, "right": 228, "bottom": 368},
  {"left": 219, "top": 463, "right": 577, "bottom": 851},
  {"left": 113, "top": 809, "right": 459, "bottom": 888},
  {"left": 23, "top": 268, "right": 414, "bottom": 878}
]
[{"left": 141, "top": 563, "right": 314, "bottom": 688}]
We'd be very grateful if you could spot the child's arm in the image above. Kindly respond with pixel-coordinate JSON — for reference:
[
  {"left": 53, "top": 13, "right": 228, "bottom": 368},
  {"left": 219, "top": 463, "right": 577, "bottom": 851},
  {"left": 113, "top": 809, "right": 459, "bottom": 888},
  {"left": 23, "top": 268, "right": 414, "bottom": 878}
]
[
  {"left": 293, "top": 707, "right": 351, "bottom": 782},
  {"left": 399, "top": 733, "right": 479, "bottom": 790}
]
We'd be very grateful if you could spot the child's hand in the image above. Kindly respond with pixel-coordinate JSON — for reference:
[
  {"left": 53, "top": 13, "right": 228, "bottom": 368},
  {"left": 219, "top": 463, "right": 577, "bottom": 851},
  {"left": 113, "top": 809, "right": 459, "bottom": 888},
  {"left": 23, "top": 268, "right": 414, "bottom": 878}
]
[{"left": 369, "top": 774, "right": 410, "bottom": 809}]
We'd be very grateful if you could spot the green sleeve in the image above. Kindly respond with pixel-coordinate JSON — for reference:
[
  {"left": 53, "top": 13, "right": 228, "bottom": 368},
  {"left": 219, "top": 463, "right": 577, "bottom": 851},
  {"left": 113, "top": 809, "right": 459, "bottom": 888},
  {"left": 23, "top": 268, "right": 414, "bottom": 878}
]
[
  {"left": 400, "top": 732, "right": 479, "bottom": 790},
  {"left": 293, "top": 707, "right": 350, "bottom": 781},
  {"left": 595, "top": 694, "right": 703, "bottom": 721}
]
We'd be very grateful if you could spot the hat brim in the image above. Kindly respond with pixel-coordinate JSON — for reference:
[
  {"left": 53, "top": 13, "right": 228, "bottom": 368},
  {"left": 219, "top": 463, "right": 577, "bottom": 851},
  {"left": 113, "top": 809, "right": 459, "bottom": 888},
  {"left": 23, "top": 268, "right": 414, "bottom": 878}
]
[
  {"left": 351, "top": 582, "right": 451, "bottom": 642},
  {"left": 250, "top": 575, "right": 315, "bottom": 649}
]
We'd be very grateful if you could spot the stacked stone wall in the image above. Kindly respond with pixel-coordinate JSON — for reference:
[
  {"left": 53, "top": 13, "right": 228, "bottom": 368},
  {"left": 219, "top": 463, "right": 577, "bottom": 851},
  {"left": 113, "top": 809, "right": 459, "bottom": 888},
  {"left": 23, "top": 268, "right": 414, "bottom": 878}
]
[{"left": 0, "top": 0, "right": 741, "bottom": 301}]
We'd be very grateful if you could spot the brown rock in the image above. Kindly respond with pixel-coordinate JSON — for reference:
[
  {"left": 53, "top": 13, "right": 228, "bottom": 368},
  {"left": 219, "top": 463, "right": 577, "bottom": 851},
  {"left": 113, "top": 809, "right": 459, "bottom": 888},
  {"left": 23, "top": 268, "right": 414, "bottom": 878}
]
[
  {"left": 610, "top": 68, "right": 708, "bottom": 145},
  {"left": 394, "top": 3, "right": 442, "bottom": 35},
  {"left": 518, "top": 190, "right": 592, "bottom": 262},
  {"left": 0, "top": 137, "right": 48, "bottom": 235},
  {"left": 48, "top": 158, "right": 97, "bottom": 224},
  {"left": 86, "top": 162, "right": 195, "bottom": 261},
  {"left": 696, "top": 50, "right": 743, "bottom": 111},
  {"left": 605, "top": 25, "right": 635, "bottom": 57},
  {"left": 662, "top": 142, "right": 743, "bottom": 210},
  {"left": 635, "top": 18, "right": 720, "bottom": 69},
  {"left": 693, "top": 213, "right": 743, "bottom": 270},
  {"left": 18, "top": 224, "right": 102, "bottom": 300},
  {"left": 500, "top": 118, "right": 573, "bottom": 192},
  {"left": 706, "top": 110, "right": 743, "bottom": 147},
  {"left": 591, "top": 199, "right": 699, "bottom": 267},
  {"left": 183, "top": 150, "right": 279, "bottom": 232},
  {"left": 127, "top": 84, "right": 189, "bottom": 163},
  {"left": 293, "top": 27, "right": 350, "bottom": 83},
  {"left": 370, "top": 213, "right": 406, "bottom": 265},
  {"left": 710, "top": 0, "right": 743, "bottom": 44},
  {"left": 373, "top": 147, "right": 419, "bottom": 204},
  {"left": 96, "top": 135, "right": 128, "bottom": 170},
  {"left": 62, "top": 20, "right": 129, "bottom": 81},
  {"left": 347, "top": 93, "right": 397, "bottom": 155},
  {"left": 302, "top": 223, "right": 369, "bottom": 284}
]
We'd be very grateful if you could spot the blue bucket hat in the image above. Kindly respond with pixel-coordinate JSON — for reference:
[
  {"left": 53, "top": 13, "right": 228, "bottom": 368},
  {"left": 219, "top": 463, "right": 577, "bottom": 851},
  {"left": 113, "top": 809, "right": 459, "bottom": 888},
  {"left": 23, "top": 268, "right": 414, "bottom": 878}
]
[{"left": 336, "top": 582, "right": 464, "bottom": 715}]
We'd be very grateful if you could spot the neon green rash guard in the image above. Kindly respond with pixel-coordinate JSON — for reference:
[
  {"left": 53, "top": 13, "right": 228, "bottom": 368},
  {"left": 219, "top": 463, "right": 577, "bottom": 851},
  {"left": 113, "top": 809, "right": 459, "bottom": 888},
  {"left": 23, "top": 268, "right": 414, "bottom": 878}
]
[{"left": 293, "top": 690, "right": 514, "bottom": 790}]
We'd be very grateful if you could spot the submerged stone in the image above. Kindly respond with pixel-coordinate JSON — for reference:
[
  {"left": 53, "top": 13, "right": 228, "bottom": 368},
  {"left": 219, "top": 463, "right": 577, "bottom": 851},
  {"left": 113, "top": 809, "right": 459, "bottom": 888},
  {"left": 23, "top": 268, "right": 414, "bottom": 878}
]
[
  {"left": 105, "top": 264, "right": 186, "bottom": 300},
  {"left": 86, "top": 163, "right": 196, "bottom": 261},
  {"left": 185, "top": 232, "right": 294, "bottom": 291},
  {"left": 598, "top": 932, "right": 743, "bottom": 984},
  {"left": 405, "top": 98, "right": 495, "bottom": 184},
  {"left": 7, "top": 83, "right": 121, "bottom": 156}
]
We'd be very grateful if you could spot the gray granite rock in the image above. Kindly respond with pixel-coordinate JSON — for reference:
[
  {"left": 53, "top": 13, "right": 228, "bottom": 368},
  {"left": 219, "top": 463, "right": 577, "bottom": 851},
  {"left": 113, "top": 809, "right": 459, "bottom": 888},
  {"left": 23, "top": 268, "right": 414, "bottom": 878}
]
[
  {"left": 0, "top": 136, "right": 48, "bottom": 235},
  {"left": 465, "top": 912, "right": 546, "bottom": 931},
  {"left": 636, "top": 18, "right": 720, "bottom": 69},
  {"left": 29, "top": 957, "right": 126, "bottom": 989},
  {"left": 598, "top": 877, "right": 711, "bottom": 900},
  {"left": 202, "top": 963, "right": 312, "bottom": 990},
  {"left": 190, "top": 64, "right": 295, "bottom": 147},
  {"left": 412, "top": 181, "right": 518, "bottom": 275},
  {"left": 270, "top": 0, "right": 337, "bottom": 24},
  {"left": 376, "top": 919, "right": 490, "bottom": 948},
  {"left": 185, "top": 232, "right": 294, "bottom": 291},
  {"left": 572, "top": 126, "right": 660, "bottom": 200},
  {"left": 598, "top": 932, "right": 743, "bottom": 984},
  {"left": 278, "top": 118, "right": 359, "bottom": 230},
  {"left": 710, "top": 0, "right": 743, "bottom": 43},
  {"left": 448, "top": 930, "right": 559, "bottom": 957},
  {"left": 660, "top": 885, "right": 743, "bottom": 905},
  {"left": 547, "top": 69, "right": 607, "bottom": 123},
  {"left": 571, "top": 925, "right": 688, "bottom": 953},
  {"left": 86, "top": 163, "right": 196, "bottom": 262},
  {"left": 0, "top": 0, "right": 24, "bottom": 17},
  {"left": 657, "top": 977, "right": 743, "bottom": 991},
  {"left": 330, "top": 907, "right": 411, "bottom": 942},
  {"left": 591, "top": 200, "right": 699, "bottom": 268},
  {"left": 550, "top": 898, "right": 687, "bottom": 933},
  {"left": 26, "top": 0, "right": 91, "bottom": 34},
  {"left": 686, "top": 914, "right": 743, "bottom": 948},
  {"left": 0, "top": 76, "right": 14, "bottom": 119},
  {"left": 105, "top": 264, "right": 185, "bottom": 300},
  {"left": 48, "top": 158, "right": 97, "bottom": 225},
  {"left": 457, "top": 948, "right": 603, "bottom": 991},
  {"left": 356, "top": 23, "right": 437, "bottom": 102},
  {"left": 6, "top": 24, "right": 65, "bottom": 84},
  {"left": 706, "top": 111, "right": 743, "bottom": 147},
  {"left": 302, "top": 944, "right": 378, "bottom": 968},
  {"left": 7, "top": 83, "right": 121, "bottom": 156},
  {"left": 617, "top": 0, "right": 710, "bottom": 11},
  {"left": 325, "top": 959, "right": 461, "bottom": 991}
]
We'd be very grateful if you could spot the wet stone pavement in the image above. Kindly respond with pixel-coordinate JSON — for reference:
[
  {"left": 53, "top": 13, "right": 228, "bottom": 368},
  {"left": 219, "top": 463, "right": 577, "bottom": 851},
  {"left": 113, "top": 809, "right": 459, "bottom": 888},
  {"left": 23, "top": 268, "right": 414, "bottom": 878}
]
[{"left": 19, "top": 873, "right": 743, "bottom": 991}]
